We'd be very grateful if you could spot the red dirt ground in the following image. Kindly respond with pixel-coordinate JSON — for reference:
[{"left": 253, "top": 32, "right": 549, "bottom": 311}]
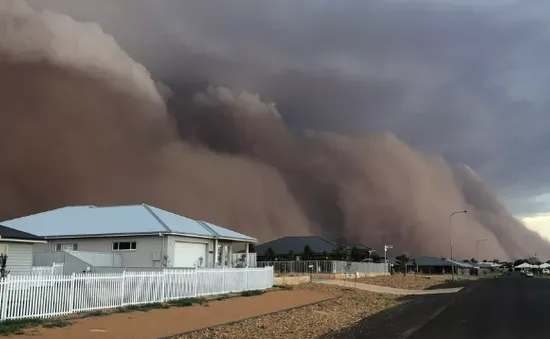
[{"left": 13, "top": 289, "right": 333, "bottom": 339}]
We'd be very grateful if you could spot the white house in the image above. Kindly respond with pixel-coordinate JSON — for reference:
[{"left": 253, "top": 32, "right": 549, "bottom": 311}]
[
  {"left": 1, "top": 204, "right": 256, "bottom": 271},
  {"left": 0, "top": 225, "right": 46, "bottom": 275}
]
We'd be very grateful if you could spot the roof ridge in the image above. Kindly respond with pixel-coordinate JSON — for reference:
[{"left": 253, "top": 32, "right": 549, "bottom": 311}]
[
  {"left": 142, "top": 204, "right": 171, "bottom": 232},
  {"left": 197, "top": 220, "right": 219, "bottom": 237},
  {"left": 317, "top": 236, "right": 337, "bottom": 246}
]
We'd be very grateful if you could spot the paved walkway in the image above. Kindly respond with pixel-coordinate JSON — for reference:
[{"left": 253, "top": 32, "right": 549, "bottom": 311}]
[
  {"left": 313, "top": 279, "right": 463, "bottom": 295},
  {"left": 14, "top": 290, "right": 333, "bottom": 339}
]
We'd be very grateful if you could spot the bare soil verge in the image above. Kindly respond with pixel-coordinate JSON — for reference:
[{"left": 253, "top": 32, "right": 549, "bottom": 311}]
[
  {"left": 177, "top": 283, "right": 401, "bottom": 339},
  {"left": 353, "top": 275, "right": 444, "bottom": 290}
]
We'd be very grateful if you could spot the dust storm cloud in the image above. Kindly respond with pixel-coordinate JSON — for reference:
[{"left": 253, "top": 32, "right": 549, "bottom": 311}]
[{"left": 0, "top": 0, "right": 548, "bottom": 260}]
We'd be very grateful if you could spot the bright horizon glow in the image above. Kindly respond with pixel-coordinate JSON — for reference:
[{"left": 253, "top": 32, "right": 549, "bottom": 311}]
[{"left": 521, "top": 214, "right": 550, "bottom": 241}]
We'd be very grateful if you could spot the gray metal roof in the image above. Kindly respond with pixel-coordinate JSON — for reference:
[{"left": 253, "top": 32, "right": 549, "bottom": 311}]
[
  {"left": 0, "top": 225, "right": 45, "bottom": 242},
  {"left": 1, "top": 204, "right": 256, "bottom": 242},
  {"left": 407, "top": 256, "right": 452, "bottom": 267},
  {"left": 256, "top": 236, "right": 337, "bottom": 255}
]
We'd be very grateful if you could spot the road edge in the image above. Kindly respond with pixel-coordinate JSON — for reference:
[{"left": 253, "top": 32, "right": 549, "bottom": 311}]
[{"left": 400, "top": 282, "right": 478, "bottom": 339}]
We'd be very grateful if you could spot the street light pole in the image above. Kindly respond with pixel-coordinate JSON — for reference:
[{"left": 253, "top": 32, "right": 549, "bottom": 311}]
[
  {"left": 476, "top": 238, "right": 488, "bottom": 263},
  {"left": 449, "top": 210, "right": 467, "bottom": 281},
  {"left": 384, "top": 245, "right": 393, "bottom": 275}
]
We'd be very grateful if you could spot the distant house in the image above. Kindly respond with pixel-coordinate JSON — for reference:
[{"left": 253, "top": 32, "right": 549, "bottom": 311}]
[
  {"left": 0, "top": 225, "right": 46, "bottom": 275},
  {"left": 1, "top": 204, "right": 256, "bottom": 273},
  {"left": 255, "top": 236, "right": 374, "bottom": 261},
  {"left": 407, "top": 256, "right": 472, "bottom": 275}
]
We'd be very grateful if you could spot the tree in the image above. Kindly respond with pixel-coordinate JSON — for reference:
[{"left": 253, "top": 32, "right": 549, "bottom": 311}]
[
  {"left": 514, "top": 259, "right": 527, "bottom": 266},
  {"left": 332, "top": 244, "right": 348, "bottom": 260},
  {"left": 264, "top": 247, "right": 275, "bottom": 261},
  {"left": 471, "top": 258, "right": 478, "bottom": 263},
  {"left": 303, "top": 245, "right": 314, "bottom": 260},
  {"left": 493, "top": 259, "right": 500, "bottom": 264},
  {"left": 0, "top": 254, "right": 9, "bottom": 278},
  {"left": 350, "top": 246, "right": 361, "bottom": 262},
  {"left": 395, "top": 254, "right": 410, "bottom": 275},
  {"left": 288, "top": 250, "right": 296, "bottom": 260},
  {"left": 527, "top": 256, "right": 539, "bottom": 264},
  {"left": 370, "top": 253, "right": 382, "bottom": 263}
]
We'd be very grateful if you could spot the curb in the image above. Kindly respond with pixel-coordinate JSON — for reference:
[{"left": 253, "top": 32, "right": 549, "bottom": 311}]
[{"left": 157, "top": 296, "right": 340, "bottom": 339}]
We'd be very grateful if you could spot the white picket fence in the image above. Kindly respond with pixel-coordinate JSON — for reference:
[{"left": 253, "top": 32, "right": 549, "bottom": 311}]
[
  {"left": 31, "top": 263, "right": 64, "bottom": 277},
  {"left": 0, "top": 266, "right": 274, "bottom": 321}
]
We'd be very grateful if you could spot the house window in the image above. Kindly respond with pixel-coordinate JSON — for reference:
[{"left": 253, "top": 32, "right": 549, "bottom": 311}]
[
  {"left": 55, "top": 244, "right": 77, "bottom": 252},
  {"left": 113, "top": 242, "right": 137, "bottom": 251}
]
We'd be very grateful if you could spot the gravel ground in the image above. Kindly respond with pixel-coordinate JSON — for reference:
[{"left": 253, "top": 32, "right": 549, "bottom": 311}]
[
  {"left": 353, "top": 275, "right": 444, "bottom": 290},
  {"left": 177, "top": 284, "right": 400, "bottom": 339}
]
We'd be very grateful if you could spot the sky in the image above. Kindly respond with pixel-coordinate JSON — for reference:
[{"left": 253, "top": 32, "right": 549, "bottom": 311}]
[{"left": 24, "top": 0, "right": 550, "bottom": 240}]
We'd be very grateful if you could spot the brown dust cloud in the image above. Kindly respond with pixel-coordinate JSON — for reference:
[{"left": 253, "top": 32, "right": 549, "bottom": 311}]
[{"left": 0, "top": 1, "right": 548, "bottom": 260}]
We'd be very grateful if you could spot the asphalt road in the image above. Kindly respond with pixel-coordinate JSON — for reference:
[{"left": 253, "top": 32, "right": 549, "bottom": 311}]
[{"left": 409, "top": 273, "right": 550, "bottom": 339}]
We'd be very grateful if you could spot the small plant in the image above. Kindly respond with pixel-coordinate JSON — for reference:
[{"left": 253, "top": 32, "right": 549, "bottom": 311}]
[
  {"left": 167, "top": 297, "right": 207, "bottom": 307},
  {"left": 215, "top": 295, "right": 232, "bottom": 301},
  {"left": 168, "top": 300, "right": 193, "bottom": 307},
  {"left": 0, "top": 254, "right": 10, "bottom": 279},
  {"left": 240, "top": 290, "right": 264, "bottom": 297},
  {"left": 118, "top": 302, "right": 166, "bottom": 312},
  {"left": 86, "top": 310, "right": 104, "bottom": 317},
  {"left": 194, "top": 257, "right": 205, "bottom": 268},
  {"left": 273, "top": 284, "right": 293, "bottom": 290},
  {"left": 42, "top": 319, "right": 71, "bottom": 328},
  {"left": 0, "top": 318, "right": 42, "bottom": 335}
]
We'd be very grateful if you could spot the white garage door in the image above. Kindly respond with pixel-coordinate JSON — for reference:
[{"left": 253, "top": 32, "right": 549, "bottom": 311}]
[{"left": 173, "top": 242, "right": 207, "bottom": 268}]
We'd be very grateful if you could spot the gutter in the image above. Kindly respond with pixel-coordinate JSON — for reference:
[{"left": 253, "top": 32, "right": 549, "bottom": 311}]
[
  {"left": 0, "top": 237, "right": 47, "bottom": 244},
  {"left": 41, "top": 232, "right": 257, "bottom": 243}
]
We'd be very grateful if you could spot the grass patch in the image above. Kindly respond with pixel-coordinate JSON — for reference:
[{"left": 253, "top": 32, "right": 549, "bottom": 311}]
[
  {"left": 273, "top": 284, "right": 294, "bottom": 290},
  {"left": 0, "top": 318, "right": 42, "bottom": 336},
  {"left": 116, "top": 302, "right": 168, "bottom": 313},
  {"left": 214, "top": 295, "right": 232, "bottom": 301},
  {"left": 240, "top": 290, "right": 264, "bottom": 297},
  {"left": 42, "top": 319, "right": 71, "bottom": 328},
  {"left": 167, "top": 297, "right": 207, "bottom": 307},
  {"left": 85, "top": 310, "right": 105, "bottom": 317}
]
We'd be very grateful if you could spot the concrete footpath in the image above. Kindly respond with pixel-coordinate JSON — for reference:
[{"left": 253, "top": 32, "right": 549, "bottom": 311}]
[
  {"left": 13, "top": 289, "right": 333, "bottom": 339},
  {"left": 313, "top": 279, "right": 463, "bottom": 295}
]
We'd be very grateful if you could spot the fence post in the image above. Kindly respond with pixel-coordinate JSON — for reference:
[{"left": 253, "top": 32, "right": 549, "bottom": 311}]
[
  {"left": 0, "top": 277, "right": 8, "bottom": 320},
  {"left": 194, "top": 268, "right": 198, "bottom": 297},
  {"left": 244, "top": 266, "right": 248, "bottom": 291},
  {"left": 160, "top": 270, "right": 165, "bottom": 302},
  {"left": 222, "top": 267, "right": 225, "bottom": 293},
  {"left": 120, "top": 271, "right": 126, "bottom": 307},
  {"left": 69, "top": 273, "right": 76, "bottom": 314}
]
